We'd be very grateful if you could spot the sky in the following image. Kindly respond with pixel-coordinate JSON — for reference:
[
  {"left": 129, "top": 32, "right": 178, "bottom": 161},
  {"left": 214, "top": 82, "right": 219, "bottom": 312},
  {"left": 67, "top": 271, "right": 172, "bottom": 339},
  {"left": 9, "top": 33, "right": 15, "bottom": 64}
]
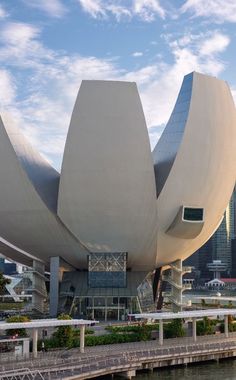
[{"left": 0, "top": 0, "right": 236, "bottom": 171}]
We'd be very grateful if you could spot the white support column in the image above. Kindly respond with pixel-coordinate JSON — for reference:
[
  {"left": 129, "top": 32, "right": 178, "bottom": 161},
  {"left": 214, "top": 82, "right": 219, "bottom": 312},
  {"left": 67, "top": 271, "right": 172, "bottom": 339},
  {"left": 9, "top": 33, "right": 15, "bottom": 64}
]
[
  {"left": 224, "top": 315, "right": 229, "bottom": 338},
  {"left": 23, "top": 339, "right": 30, "bottom": 359},
  {"left": 92, "top": 297, "right": 94, "bottom": 319},
  {"left": 192, "top": 318, "right": 197, "bottom": 342},
  {"left": 32, "top": 328, "right": 38, "bottom": 358},
  {"left": 49, "top": 257, "right": 74, "bottom": 317},
  {"left": 80, "top": 324, "right": 85, "bottom": 353},
  {"left": 118, "top": 297, "right": 120, "bottom": 321},
  {"left": 105, "top": 298, "right": 107, "bottom": 322},
  {"left": 159, "top": 319, "right": 163, "bottom": 345},
  {"left": 50, "top": 257, "right": 60, "bottom": 317}
]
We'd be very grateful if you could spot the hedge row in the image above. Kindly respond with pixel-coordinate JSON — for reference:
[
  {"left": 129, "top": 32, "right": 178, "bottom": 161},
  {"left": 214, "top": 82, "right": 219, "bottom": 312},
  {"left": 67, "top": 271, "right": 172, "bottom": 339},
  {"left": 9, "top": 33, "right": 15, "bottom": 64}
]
[
  {"left": 220, "top": 322, "right": 236, "bottom": 333},
  {"left": 105, "top": 323, "right": 159, "bottom": 333},
  {"left": 39, "top": 330, "right": 151, "bottom": 350}
]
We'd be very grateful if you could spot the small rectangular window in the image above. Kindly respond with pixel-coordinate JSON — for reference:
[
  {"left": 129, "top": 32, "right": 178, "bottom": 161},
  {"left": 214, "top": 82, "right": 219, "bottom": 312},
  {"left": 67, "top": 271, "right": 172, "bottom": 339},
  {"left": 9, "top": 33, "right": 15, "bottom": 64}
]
[{"left": 183, "top": 207, "right": 204, "bottom": 221}]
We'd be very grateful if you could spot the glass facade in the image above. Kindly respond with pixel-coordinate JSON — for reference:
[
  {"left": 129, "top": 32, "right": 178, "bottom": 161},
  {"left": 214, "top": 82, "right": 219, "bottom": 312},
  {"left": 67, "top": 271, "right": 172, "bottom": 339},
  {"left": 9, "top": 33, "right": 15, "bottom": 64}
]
[
  {"left": 212, "top": 193, "right": 235, "bottom": 274},
  {"left": 60, "top": 256, "right": 145, "bottom": 321},
  {"left": 137, "top": 273, "right": 156, "bottom": 312},
  {"left": 88, "top": 252, "right": 127, "bottom": 288},
  {"left": 184, "top": 188, "right": 236, "bottom": 279},
  {"left": 72, "top": 296, "right": 140, "bottom": 321}
]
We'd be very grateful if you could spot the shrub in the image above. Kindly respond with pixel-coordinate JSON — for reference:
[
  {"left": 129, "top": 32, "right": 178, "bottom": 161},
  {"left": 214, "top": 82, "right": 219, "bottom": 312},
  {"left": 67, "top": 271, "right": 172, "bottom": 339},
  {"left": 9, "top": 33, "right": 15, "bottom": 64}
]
[
  {"left": 42, "top": 329, "right": 152, "bottom": 349},
  {"left": 220, "top": 320, "right": 236, "bottom": 333},
  {"left": 105, "top": 323, "right": 159, "bottom": 333},
  {"left": 73, "top": 328, "right": 94, "bottom": 336},
  {"left": 84, "top": 332, "right": 141, "bottom": 346},
  {"left": 53, "top": 314, "right": 73, "bottom": 348},
  {"left": 164, "top": 319, "right": 185, "bottom": 339},
  {"left": 6, "top": 315, "right": 31, "bottom": 337},
  {"left": 197, "top": 317, "right": 214, "bottom": 336}
]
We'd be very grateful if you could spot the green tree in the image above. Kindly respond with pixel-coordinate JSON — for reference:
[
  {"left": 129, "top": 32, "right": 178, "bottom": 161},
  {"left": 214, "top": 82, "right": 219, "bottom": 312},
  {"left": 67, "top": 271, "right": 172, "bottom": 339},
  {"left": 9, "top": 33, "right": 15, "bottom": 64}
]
[
  {"left": 201, "top": 299, "right": 206, "bottom": 308},
  {"left": 6, "top": 315, "right": 31, "bottom": 337},
  {"left": 0, "top": 272, "right": 11, "bottom": 298},
  {"left": 164, "top": 319, "right": 185, "bottom": 339},
  {"left": 53, "top": 314, "right": 73, "bottom": 348},
  {"left": 197, "top": 317, "right": 214, "bottom": 336}
]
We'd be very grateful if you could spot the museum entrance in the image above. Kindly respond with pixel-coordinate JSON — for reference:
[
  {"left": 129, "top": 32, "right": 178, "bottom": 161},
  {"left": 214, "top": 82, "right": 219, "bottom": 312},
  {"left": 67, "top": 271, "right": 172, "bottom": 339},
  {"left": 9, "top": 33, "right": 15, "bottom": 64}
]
[{"left": 73, "top": 296, "right": 140, "bottom": 321}]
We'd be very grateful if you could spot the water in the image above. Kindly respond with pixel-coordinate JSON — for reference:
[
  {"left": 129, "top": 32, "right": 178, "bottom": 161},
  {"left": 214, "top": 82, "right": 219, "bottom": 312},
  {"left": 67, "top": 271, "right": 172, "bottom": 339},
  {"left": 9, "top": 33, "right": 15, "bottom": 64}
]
[{"left": 123, "top": 360, "right": 236, "bottom": 379}]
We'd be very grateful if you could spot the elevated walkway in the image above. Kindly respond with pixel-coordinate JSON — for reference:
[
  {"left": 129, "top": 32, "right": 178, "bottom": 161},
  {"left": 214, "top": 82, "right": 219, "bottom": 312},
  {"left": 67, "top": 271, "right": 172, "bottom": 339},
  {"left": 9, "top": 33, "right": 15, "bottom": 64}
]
[{"left": 2, "top": 334, "right": 236, "bottom": 380}]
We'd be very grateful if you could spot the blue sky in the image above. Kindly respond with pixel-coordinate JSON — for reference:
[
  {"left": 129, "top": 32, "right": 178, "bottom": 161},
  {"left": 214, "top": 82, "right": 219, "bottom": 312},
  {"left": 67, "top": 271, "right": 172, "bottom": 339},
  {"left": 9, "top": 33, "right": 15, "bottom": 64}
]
[{"left": 0, "top": 0, "right": 236, "bottom": 171}]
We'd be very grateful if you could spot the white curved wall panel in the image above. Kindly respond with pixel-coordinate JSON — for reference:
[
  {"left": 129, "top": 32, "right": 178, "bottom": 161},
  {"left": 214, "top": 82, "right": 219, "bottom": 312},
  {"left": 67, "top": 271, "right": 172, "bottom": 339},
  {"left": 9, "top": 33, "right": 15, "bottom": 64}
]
[
  {"left": 58, "top": 81, "right": 158, "bottom": 270},
  {"left": 0, "top": 115, "right": 88, "bottom": 269},
  {"left": 153, "top": 72, "right": 236, "bottom": 267}
]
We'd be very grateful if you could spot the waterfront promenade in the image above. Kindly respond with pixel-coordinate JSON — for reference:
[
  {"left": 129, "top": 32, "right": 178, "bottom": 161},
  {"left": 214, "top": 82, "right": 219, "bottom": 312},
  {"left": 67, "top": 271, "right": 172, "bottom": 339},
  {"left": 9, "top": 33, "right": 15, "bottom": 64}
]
[{"left": 1, "top": 333, "right": 236, "bottom": 380}]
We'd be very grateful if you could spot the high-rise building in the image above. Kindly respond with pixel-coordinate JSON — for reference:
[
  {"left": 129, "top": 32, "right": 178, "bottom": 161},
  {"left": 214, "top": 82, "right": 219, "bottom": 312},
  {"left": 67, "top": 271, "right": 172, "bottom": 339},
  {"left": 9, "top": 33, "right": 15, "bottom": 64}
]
[
  {"left": 185, "top": 188, "right": 236, "bottom": 279},
  {"left": 0, "top": 257, "right": 4, "bottom": 272},
  {"left": 212, "top": 192, "right": 235, "bottom": 274}
]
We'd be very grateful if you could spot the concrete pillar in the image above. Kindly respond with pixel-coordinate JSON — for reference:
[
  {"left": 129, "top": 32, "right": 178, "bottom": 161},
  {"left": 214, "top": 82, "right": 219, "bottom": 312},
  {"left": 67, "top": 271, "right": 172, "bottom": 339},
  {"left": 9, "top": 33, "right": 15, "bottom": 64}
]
[
  {"left": 80, "top": 324, "right": 85, "bottom": 353},
  {"left": 118, "top": 370, "right": 136, "bottom": 379},
  {"left": 159, "top": 319, "right": 163, "bottom": 345},
  {"left": 23, "top": 339, "right": 30, "bottom": 358},
  {"left": 92, "top": 297, "right": 94, "bottom": 319},
  {"left": 32, "top": 328, "right": 38, "bottom": 358},
  {"left": 118, "top": 297, "right": 120, "bottom": 321},
  {"left": 224, "top": 315, "right": 229, "bottom": 337},
  {"left": 49, "top": 257, "right": 75, "bottom": 317},
  {"left": 49, "top": 257, "right": 60, "bottom": 317},
  {"left": 79, "top": 298, "right": 82, "bottom": 316},
  {"left": 192, "top": 318, "right": 197, "bottom": 342},
  {"left": 105, "top": 298, "right": 107, "bottom": 322}
]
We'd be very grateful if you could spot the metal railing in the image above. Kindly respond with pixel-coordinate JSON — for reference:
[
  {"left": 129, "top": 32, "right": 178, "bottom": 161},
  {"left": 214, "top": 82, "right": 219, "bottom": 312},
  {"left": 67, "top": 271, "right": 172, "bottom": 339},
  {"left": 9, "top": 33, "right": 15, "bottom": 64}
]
[
  {"left": 2, "top": 332, "right": 236, "bottom": 380},
  {"left": 0, "top": 368, "right": 45, "bottom": 380}
]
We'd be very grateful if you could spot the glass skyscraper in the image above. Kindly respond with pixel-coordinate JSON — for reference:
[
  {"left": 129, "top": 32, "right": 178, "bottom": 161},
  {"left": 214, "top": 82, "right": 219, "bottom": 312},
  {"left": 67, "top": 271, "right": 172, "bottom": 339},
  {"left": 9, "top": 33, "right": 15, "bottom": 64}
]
[
  {"left": 212, "top": 190, "right": 235, "bottom": 274},
  {"left": 185, "top": 187, "right": 236, "bottom": 279}
]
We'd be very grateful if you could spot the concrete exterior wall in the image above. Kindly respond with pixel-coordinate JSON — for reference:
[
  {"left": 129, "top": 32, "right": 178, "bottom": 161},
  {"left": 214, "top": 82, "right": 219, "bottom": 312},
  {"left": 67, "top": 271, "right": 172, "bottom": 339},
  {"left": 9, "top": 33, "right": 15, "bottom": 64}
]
[
  {"left": 154, "top": 72, "right": 236, "bottom": 267},
  {"left": 58, "top": 81, "right": 157, "bottom": 271},
  {"left": 0, "top": 115, "right": 89, "bottom": 269}
]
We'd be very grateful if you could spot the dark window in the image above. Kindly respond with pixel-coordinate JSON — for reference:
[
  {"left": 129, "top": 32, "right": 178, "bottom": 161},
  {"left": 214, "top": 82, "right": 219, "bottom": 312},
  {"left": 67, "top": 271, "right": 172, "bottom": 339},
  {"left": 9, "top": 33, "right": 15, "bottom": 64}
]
[{"left": 183, "top": 207, "right": 203, "bottom": 221}]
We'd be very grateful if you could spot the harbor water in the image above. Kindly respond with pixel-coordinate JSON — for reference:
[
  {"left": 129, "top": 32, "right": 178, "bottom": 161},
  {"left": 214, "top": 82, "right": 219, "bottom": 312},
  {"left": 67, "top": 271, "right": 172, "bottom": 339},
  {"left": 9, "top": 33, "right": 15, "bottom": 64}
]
[{"left": 130, "top": 359, "right": 236, "bottom": 379}]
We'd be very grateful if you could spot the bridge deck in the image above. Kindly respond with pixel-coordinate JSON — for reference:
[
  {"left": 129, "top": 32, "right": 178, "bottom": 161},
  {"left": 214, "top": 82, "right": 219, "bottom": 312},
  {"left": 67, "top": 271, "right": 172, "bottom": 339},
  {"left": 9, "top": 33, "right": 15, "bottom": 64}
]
[{"left": 1, "top": 333, "right": 236, "bottom": 380}]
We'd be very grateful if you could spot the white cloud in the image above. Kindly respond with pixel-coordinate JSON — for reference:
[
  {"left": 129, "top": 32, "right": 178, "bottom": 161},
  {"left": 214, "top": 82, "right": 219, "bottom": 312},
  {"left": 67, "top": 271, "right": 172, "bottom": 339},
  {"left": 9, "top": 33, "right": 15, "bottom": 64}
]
[
  {"left": 134, "top": 0, "right": 165, "bottom": 21},
  {"left": 0, "top": 5, "right": 8, "bottom": 19},
  {"left": 107, "top": 4, "right": 131, "bottom": 21},
  {"left": 122, "top": 65, "right": 158, "bottom": 85},
  {"left": 200, "top": 33, "right": 230, "bottom": 56},
  {"left": 139, "top": 31, "right": 230, "bottom": 131},
  {"left": 181, "top": 0, "right": 236, "bottom": 23},
  {"left": 79, "top": 0, "right": 106, "bottom": 18},
  {"left": 0, "top": 21, "right": 231, "bottom": 168},
  {"left": 0, "top": 70, "right": 16, "bottom": 107},
  {"left": 132, "top": 51, "right": 143, "bottom": 57},
  {"left": 77, "top": 0, "right": 165, "bottom": 21},
  {"left": 1, "top": 22, "right": 40, "bottom": 46},
  {"left": 0, "top": 22, "right": 122, "bottom": 169},
  {"left": 22, "top": 0, "right": 67, "bottom": 18}
]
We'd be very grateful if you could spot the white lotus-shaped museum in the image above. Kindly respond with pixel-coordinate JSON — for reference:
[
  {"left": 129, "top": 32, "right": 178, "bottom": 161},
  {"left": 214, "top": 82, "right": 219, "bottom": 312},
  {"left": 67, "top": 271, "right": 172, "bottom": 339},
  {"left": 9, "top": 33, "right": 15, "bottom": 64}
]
[{"left": 0, "top": 71, "right": 235, "bottom": 274}]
